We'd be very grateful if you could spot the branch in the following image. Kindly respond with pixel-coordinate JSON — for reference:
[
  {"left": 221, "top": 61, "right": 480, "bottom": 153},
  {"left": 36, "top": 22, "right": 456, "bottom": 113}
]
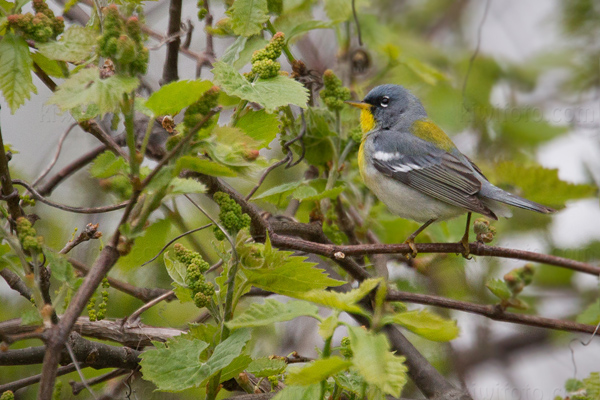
[
  {"left": 68, "top": 258, "right": 173, "bottom": 303},
  {"left": 70, "top": 368, "right": 130, "bottom": 395},
  {"left": 161, "top": 0, "right": 183, "bottom": 83},
  {"left": 386, "top": 289, "right": 600, "bottom": 335},
  {"left": 0, "top": 364, "right": 78, "bottom": 393},
  {"left": 0, "top": 269, "right": 32, "bottom": 300},
  {"left": 0, "top": 118, "right": 23, "bottom": 222}
]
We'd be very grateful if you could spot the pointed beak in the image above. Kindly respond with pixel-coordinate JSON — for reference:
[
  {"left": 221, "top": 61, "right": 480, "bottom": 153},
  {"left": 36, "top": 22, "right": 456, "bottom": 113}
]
[{"left": 345, "top": 100, "right": 371, "bottom": 110}]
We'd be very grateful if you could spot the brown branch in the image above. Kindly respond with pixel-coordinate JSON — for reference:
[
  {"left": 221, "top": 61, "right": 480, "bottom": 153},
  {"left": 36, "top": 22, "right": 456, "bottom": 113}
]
[
  {"left": 68, "top": 258, "right": 174, "bottom": 303},
  {"left": 124, "top": 290, "right": 175, "bottom": 325},
  {"left": 36, "top": 145, "right": 107, "bottom": 197},
  {"left": 0, "top": 364, "right": 78, "bottom": 393},
  {"left": 269, "top": 236, "right": 600, "bottom": 276},
  {"left": 386, "top": 289, "right": 600, "bottom": 335},
  {"left": 70, "top": 368, "right": 130, "bottom": 395},
  {"left": 0, "top": 118, "right": 23, "bottom": 222},
  {"left": 161, "top": 0, "right": 183, "bottom": 83},
  {"left": 60, "top": 223, "right": 102, "bottom": 254},
  {"left": 0, "top": 269, "right": 32, "bottom": 300}
]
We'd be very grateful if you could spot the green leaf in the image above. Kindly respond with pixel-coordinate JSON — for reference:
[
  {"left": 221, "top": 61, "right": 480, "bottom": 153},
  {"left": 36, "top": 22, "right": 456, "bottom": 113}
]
[
  {"left": 242, "top": 236, "right": 344, "bottom": 296},
  {"left": 212, "top": 61, "right": 308, "bottom": 112},
  {"left": 318, "top": 315, "right": 339, "bottom": 339},
  {"left": 252, "top": 181, "right": 303, "bottom": 202},
  {"left": 383, "top": 309, "right": 459, "bottom": 342},
  {"left": 347, "top": 326, "right": 408, "bottom": 397},
  {"left": 295, "top": 278, "right": 382, "bottom": 316},
  {"left": 272, "top": 384, "right": 321, "bottom": 400},
  {"left": 247, "top": 357, "right": 287, "bottom": 377},
  {"left": 486, "top": 279, "right": 511, "bottom": 301},
  {"left": 0, "top": 34, "right": 37, "bottom": 113},
  {"left": 228, "top": 0, "right": 269, "bottom": 37},
  {"left": 293, "top": 179, "right": 345, "bottom": 202},
  {"left": 334, "top": 370, "right": 365, "bottom": 396},
  {"left": 495, "top": 109, "right": 568, "bottom": 146},
  {"left": 31, "top": 52, "right": 65, "bottom": 78},
  {"left": 168, "top": 178, "right": 207, "bottom": 195},
  {"left": 37, "top": 26, "right": 96, "bottom": 63},
  {"left": 47, "top": 67, "right": 139, "bottom": 118},
  {"left": 233, "top": 36, "right": 269, "bottom": 69},
  {"left": 324, "top": 0, "right": 352, "bottom": 22},
  {"left": 286, "top": 357, "right": 352, "bottom": 385},
  {"left": 119, "top": 219, "right": 172, "bottom": 268},
  {"left": 145, "top": 80, "right": 213, "bottom": 116},
  {"left": 175, "top": 155, "right": 237, "bottom": 177},
  {"left": 46, "top": 251, "right": 74, "bottom": 284},
  {"left": 491, "top": 161, "right": 597, "bottom": 207},
  {"left": 172, "top": 282, "right": 194, "bottom": 303},
  {"left": 221, "top": 36, "right": 248, "bottom": 65},
  {"left": 287, "top": 20, "right": 334, "bottom": 43},
  {"left": 89, "top": 151, "right": 128, "bottom": 179},
  {"left": 401, "top": 57, "right": 447, "bottom": 85},
  {"left": 163, "top": 251, "right": 187, "bottom": 286},
  {"left": 140, "top": 329, "right": 251, "bottom": 392},
  {"left": 139, "top": 336, "right": 210, "bottom": 392},
  {"left": 236, "top": 109, "right": 280, "bottom": 149},
  {"left": 583, "top": 372, "right": 600, "bottom": 399},
  {"left": 226, "top": 299, "right": 319, "bottom": 329},
  {"left": 576, "top": 299, "right": 600, "bottom": 325},
  {"left": 220, "top": 354, "right": 252, "bottom": 381},
  {"left": 21, "top": 309, "right": 43, "bottom": 325}
]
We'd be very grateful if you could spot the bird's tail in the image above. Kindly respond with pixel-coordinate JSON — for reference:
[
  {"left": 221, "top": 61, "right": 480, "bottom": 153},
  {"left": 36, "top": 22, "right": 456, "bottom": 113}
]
[{"left": 480, "top": 184, "right": 556, "bottom": 214}]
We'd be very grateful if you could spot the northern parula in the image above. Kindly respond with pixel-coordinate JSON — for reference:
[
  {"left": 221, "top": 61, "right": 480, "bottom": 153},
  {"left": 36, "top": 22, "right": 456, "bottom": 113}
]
[{"left": 346, "top": 84, "right": 555, "bottom": 257}]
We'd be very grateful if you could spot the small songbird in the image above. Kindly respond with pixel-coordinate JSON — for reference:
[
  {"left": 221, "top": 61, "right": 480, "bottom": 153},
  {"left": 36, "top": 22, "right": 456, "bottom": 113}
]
[{"left": 346, "top": 84, "right": 556, "bottom": 257}]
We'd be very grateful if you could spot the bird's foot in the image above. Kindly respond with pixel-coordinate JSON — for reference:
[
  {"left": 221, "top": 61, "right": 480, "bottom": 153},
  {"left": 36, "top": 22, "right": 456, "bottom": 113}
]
[
  {"left": 404, "top": 238, "right": 418, "bottom": 259},
  {"left": 459, "top": 235, "right": 472, "bottom": 260}
]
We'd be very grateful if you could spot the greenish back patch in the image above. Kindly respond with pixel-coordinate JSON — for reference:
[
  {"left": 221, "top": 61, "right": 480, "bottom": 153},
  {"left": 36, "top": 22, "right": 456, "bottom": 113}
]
[{"left": 411, "top": 119, "right": 455, "bottom": 151}]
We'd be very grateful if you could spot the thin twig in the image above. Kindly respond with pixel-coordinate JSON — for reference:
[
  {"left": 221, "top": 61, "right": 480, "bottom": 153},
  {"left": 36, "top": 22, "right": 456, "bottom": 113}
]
[
  {"left": 65, "top": 341, "right": 97, "bottom": 399},
  {"left": 12, "top": 180, "right": 129, "bottom": 214},
  {"left": 124, "top": 290, "right": 175, "bottom": 325},
  {"left": 70, "top": 369, "right": 130, "bottom": 396},
  {"left": 141, "top": 223, "right": 212, "bottom": 266},
  {"left": 0, "top": 364, "right": 78, "bottom": 393},
  {"left": 60, "top": 223, "right": 102, "bottom": 255},
  {"left": 32, "top": 123, "right": 78, "bottom": 187},
  {"left": 245, "top": 156, "right": 291, "bottom": 200},
  {"left": 161, "top": 0, "right": 183, "bottom": 83}
]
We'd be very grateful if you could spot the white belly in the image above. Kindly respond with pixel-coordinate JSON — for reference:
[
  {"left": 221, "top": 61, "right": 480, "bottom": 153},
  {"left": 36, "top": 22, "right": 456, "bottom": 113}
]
[{"left": 362, "top": 163, "right": 465, "bottom": 222}]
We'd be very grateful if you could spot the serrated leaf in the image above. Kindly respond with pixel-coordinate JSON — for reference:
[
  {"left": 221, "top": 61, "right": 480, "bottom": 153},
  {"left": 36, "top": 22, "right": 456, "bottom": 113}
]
[
  {"left": 226, "top": 299, "right": 319, "bottom": 329},
  {"left": 252, "top": 181, "right": 303, "bottom": 202},
  {"left": 286, "top": 357, "right": 352, "bottom": 386},
  {"left": 47, "top": 67, "right": 139, "bottom": 118},
  {"left": 228, "top": 0, "right": 269, "bottom": 37},
  {"left": 89, "top": 150, "right": 128, "bottom": 179},
  {"left": 172, "top": 282, "right": 194, "bottom": 303},
  {"left": 168, "top": 178, "right": 207, "bottom": 195},
  {"left": 37, "top": 26, "right": 96, "bottom": 63},
  {"left": 486, "top": 279, "right": 511, "bottom": 301},
  {"left": 119, "top": 219, "right": 171, "bottom": 268},
  {"left": 163, "top": 251, "right": 187, "bottom": 286},
  {"left": 140, "top": 329, "right": 251, "bottom": 392},
  {"left": 0, "top": 34, "right": 37, "bottom": 113},
  {"left": 491, "top": 161, "right": 597, "bottom": 207},
  {"left": 236, "top": 109, "right": 280, "bottom": 148},
  {"left": 221, "top": 36, "right": 248, "bottom": 66},
  {"left": 175, "top": 156, "right": 237, "bottom": 177},
  {"left": 383, "top": 309, "right": 459, "bottom": 342},
  {"left": 247, "top": 357, "right": 287, "bottom": 377},
  {"left": 334, "top": 370, "right": 365, "bottom": 396},
  {"left": 584, "top": 372, "right": 600, "bottom": 399},
  {"left": 221, "top": 354, "right": 252, "bottom": 381},
  {"left": 347, "top": 326, "right": 408, "bottom": 397},
  {"left": 293, "top": 180, "right": 345, "bottom": 202},
  {"left": 576, "top": 299, "right": 600, "bottom": 325},
  {"left": 318, "top": 315, "right": 339, "bottom": 339},
  {"left": 287, "top": 20, "right": 334, "bottom": 42},
  {"left": 139, "top": 336, "right": 210, "bottom": 391},
  {"left": 46, "top": 251, "right": 75, "bottom": 284},
  {"left": 272, "top": 384, "right": 321, "bottom": 400},
  {"left": 295, "top": 278, "right": 382, "bottom": 316},
  {"left": 213, "top": 61, "right": 308, "bottom": 112},
  {"left": 234, "top": 36, "right": 269, "bottom": 69},
  {"left": 145, "top": 80, "right": 213, "bottom": 116}
]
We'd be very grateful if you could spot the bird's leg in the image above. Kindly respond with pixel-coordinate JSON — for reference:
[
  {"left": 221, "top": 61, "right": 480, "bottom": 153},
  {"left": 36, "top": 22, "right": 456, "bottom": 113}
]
[
  {"left": 459, "top": 212, "right": 472, "bottom": 259},
  {"left": 404, "top": 219, "right": 435, "bottom": 258}
]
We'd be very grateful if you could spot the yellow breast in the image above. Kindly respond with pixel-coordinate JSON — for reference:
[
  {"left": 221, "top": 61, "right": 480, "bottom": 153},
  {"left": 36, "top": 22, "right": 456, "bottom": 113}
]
[{"left": 360, "top": 108, "right": 376, "bottom": 133}]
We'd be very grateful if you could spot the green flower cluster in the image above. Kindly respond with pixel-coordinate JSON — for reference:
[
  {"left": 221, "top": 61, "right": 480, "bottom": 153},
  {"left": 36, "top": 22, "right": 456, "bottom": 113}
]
[
  {"left": 249, "top": 32, "right": 285, "bottom": 79},
  {"left": 7, "top": 0, "right": 64, "bottom": 43},
  {"left": 16, "top": 217, "right": 43, "bottom": 253},
  {"left": 174, "top": 243, "right": 215, "bottom": 308},
  {"left": 197, "top": 0, "right": 208, "bottom": 20},
  {"left": 320, "top": 69, "right": 351, "bottom": 111},
  {"left": 183, "top": 86, "right": 220, "bottom": 128},
  {"left": 97, "top": 5, "right": 149, "bottom": 76},
  {"left": 213, "top": 192, "right": 251, "bottom": 240},
  {"left": 97, "top": 278, "right": 110, "bottom": 320},
  {"left": 473, "top": 218, "right": 497, "bottom": 243},
  {"left": 0, "top": 391, "right": 14, "bottom": 400},
  {"left": 268, "top": 375, "right": 279, "bottom": 390},
  {"left": 504, "top": 264, "right": 534, "bottom": 295},
  {"left": 87, "top": 296, "right": 97, "bottom": 321},
  {"left": 340, "top": 336, "right": 353, "bottom": 358}
]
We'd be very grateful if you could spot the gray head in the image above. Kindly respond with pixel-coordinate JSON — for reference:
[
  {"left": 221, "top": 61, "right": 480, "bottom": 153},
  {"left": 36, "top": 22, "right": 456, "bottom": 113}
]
[{"left": 362, "top": 84, "right": 427, "bottom": 129}]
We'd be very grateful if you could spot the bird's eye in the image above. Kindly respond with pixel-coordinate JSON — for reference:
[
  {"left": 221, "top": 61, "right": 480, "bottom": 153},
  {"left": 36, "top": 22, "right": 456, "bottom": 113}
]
[{"left": 380, "top": 96, "right": 389, "bottom": 107}]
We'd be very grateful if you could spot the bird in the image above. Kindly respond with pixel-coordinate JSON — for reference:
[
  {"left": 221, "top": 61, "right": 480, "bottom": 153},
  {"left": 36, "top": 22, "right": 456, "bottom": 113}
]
[{"left": 346, "top": 84, "right": 556, "bottom": 258}]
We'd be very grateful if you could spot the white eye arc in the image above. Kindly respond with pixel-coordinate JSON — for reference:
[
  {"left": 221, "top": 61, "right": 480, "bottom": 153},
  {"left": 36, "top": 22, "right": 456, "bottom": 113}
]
[{"left": 380, "top": 96, "right": 390, "bottom": 107}]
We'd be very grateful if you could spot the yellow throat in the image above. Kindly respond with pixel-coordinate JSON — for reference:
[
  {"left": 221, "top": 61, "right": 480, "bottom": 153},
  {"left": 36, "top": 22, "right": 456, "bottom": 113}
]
[{"left": 357, "top": 108, "right": 375, "bottom": 180}]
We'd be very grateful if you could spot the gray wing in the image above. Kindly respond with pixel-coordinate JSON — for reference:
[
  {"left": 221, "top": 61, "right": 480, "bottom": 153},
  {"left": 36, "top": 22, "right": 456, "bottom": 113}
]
[{"left": 372, "top": 150, "right": 498, "bottom": 219}]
